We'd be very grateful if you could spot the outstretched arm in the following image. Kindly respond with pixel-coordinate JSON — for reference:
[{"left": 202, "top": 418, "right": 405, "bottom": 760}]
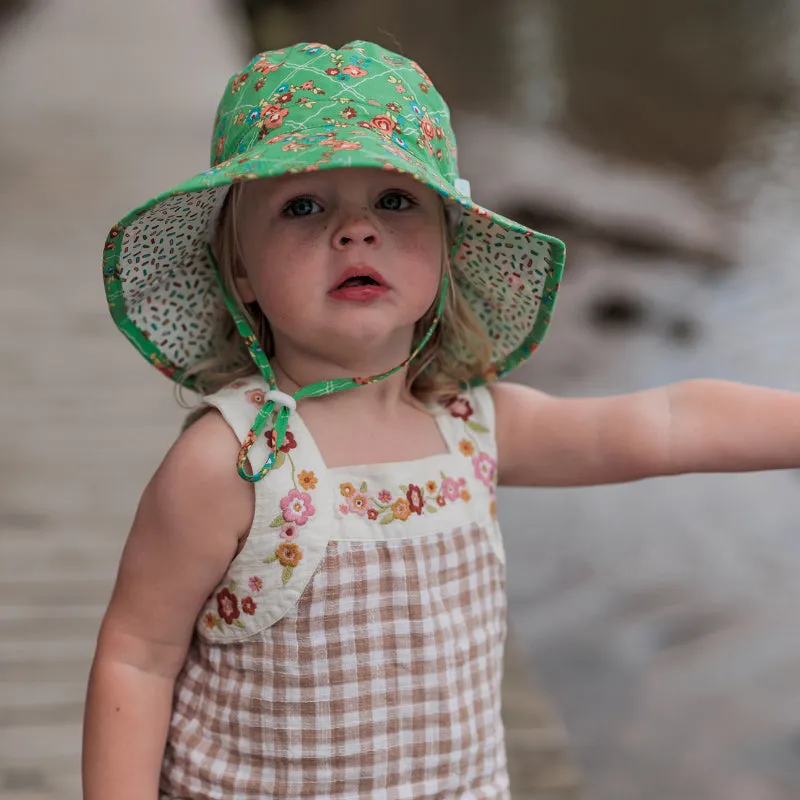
[{"left": 491, "top": 379, "right": 800, "bottom": 488}]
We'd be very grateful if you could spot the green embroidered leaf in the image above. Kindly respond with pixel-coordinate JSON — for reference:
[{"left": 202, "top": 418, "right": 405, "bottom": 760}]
[
  {"left": 229, "top": 580, "right": 237, "bottom": 592},
  {"left": 281, "top": 565, "right": 293, "bottom": 585},
  {"left": 380, "top": 513, "right": 394, "bottom": 525},
  {"left": 426, "top": 505, "right": 438, "bottom": 513},
  {"left": 273, "top": 450, "right": 287, "bottom": 471},
  {"left": 467, "top": 420, "right": 490, "bottom": 434},
  {"left": 234, "top": 619, "right": 246, "bottom": 629},
  {"left": 360, "top": 481, "right": 368, "bottom": 493},
  {"left": 400, "top": 484, "right": 408, "bottom": 492},
  {"left": 263, "top": 553, "right": 278, "bottom": 564},
  {"left": 270, "top": 514, "right": 285, "bottom": 528},
  {"left": 215, "top": 619, "right": 224, "bottom": 633}
]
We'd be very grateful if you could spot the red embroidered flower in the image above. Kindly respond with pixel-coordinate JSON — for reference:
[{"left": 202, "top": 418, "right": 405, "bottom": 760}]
[
  {"left": 436, "top": 495, "right": 447, "bottom": 507},
  {"left": 342, "top": 106, "right": 357, "bottom": 119},
  {"left": 325, "top": 67, "right": 340, "bottom": 76},
  {"left": 265, "top": 429, "right": 297, "bottom": 452},
  {"left": 277, "top": 92, "right": 293, "bottom": 103},
  {"left": 406, "top": 484, "right": 424, "bottom": 515},
  {"left": 444, "top": 396, "right": 474, "bottom": 420},
  {"left": 420, "top": 117, "right": 435, "bottom": 140},
  {"left": 241, "top": 596, "right": 257, "bottom": 615},
  {"left": 260, "top": 104, "right": 289, "bottom": 130},
  {"left": 216, "top": 588, "right": 239, "bottom": 625},
  {"left": 367, "top": 508, "right": 379, "bottom": 520}
]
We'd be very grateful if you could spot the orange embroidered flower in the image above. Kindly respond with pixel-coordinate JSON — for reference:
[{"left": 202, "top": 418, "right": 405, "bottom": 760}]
[
  {"left": 392, "top": 497, "right": 411, "bottom": 521},
  {"left": 458, "top": 439, "right": 475, "bottom": 456},
  {"left": 298, "top": 470, "right": 318, "bottom": 490},
  {"left": 203, "top": 612, "right": 217, "bottom": 630},
  {"left": 460, "top": 489, "right": 471, "bottom": 502},
  {"left": 349, "top": 493, "right": 370, "bottom": 516},
  {"left": 490, "top": 499, "right": 497, "bottom": 519},
  {"left": 276, "top": 542, "right": 303, "bottom": 568},
  {"left": 426, "top": 480, "right": 438, "bottom": 494},
  {"left": 340, "top": 482, "right": 356, "bottom": 498},
  {"left": 245, "top": 389, "right": 266, "bottom": 407}
]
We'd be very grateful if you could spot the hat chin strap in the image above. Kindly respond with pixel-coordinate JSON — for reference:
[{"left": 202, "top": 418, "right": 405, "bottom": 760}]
[{"left": 208, "top": 246, "right": 448, "bottom": 482}]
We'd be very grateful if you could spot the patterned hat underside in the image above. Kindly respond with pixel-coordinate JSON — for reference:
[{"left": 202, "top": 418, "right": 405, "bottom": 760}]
[{"left": 118, "top": 186, "right": 553, "bottom": 374}]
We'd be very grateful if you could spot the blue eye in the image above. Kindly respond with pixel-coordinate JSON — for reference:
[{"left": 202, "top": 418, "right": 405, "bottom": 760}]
[
  {"left": 378, "top": 191, "right": 415, "bottom": 211},
  {"left": 282, "top": 196, "right": 321, "bottom": 217}
]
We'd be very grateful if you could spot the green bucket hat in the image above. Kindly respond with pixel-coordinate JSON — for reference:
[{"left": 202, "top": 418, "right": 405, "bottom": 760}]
[{"left": 102, "top": 40, "right": 565, "bottom": 480}]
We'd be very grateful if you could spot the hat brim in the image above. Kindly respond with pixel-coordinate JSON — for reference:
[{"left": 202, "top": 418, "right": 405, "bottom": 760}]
[{"left": 103, "top": 125, "right": 564, "bottom": 388}]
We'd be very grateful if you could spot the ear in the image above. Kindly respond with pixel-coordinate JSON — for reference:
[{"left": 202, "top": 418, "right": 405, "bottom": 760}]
[{"left": 234, "top": 273, "right": 257, "bottom": 304}]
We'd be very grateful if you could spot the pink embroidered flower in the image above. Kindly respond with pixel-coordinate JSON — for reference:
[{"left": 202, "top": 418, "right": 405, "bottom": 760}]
[
  {"left": 338, "top": 503, "right": 350, "bottom": 515},
  {"left": 406, "top": 484, "right": 424, "bottom": 515},
  {"left": 280, "top": 523, "right": 300, "bottom": 541},
  {"left": 440, "top": 477, "right": 461, "bottom": 502},
  {"left": 330, "top": 140, "right": 361, "bottom": 150},
  {"left": 473, "top": 452, "right": 497, "bottom": 486},
  {"left": 241, "top": 596, "right": 257, "bottom": 615},
  {"left": 300, "top": 79, "right": 314, "bottom": 89},
  {"left": 445, "top": 396, "right": 474, "bottom": 420},
  {"left": 342, "top": 65, "right": 367, "bottom": 77},
  {"left": 378, "top": 489, "right": 392, "bottom": 503},
  {"left": 248, "top": 576, "right": 263, "bottom": 594},
  {"left": 349, "top": 493, "right": 370, "bottom": 516},
  {"left": 280, "top": 489, "right": 315, "bottom": 525},
  {"left": 216, "top": 588, "right": 239, "bottom": 625}
]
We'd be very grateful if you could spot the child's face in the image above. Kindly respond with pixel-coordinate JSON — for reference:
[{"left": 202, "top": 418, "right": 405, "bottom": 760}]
[{"left": 235, "top": 167, "right": 444, "bottom": 367}]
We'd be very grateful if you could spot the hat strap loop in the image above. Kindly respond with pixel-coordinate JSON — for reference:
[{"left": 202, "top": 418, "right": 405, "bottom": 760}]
[{"left": 207, "top": 245, "right": 447, "bottom": 482}]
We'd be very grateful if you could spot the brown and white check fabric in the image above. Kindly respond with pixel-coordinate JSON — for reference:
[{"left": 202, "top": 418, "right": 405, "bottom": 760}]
[{"left": 160, "top": 386, "right": 509, "bottom": 799}]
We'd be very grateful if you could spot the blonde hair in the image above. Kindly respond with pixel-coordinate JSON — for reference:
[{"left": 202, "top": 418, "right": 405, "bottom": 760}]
[{"left": 181, "top": 181, "right": 493, "bottom": 405}]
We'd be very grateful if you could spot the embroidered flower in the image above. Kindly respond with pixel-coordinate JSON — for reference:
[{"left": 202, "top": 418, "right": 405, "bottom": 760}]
[
  {"left": 349, "top": 493, "right": 370, "bottom": 516},
  {"left": 342, "top": 65, "right": 367, "bottom": 77},
  {"left": 276, "top": 542, "right": 303, "bottom": 567},
  {"left": 338, "top": 503, "right": 350, "bottom": 515},
  {"left": 342, "top": 106, "right": 357, "bottom": 119},
  {"left": 203, "top": 611, "right": 217, "bottom": 630},
  {"left": 392, "top": 497, "right": 411, "bottom": 520},
  {"left": 340, "top": 482, "right": 356, "bottom": 498},
  {"left": 426, "top": 480, "right": 438, "bottom": 494},
  {"left": 445, "top": 396, "right": 474, "bottom": 420},
  {"left": 216, "top": 588, "right": 239, "bottom": 625},
  {"left": 436, "top": 494, "right": 447, "bottom": 507},
  {"left": 459, "top": 439, "right": 475, "bottom": 457},
  {"left": 325, "top": 67, "right": 340, "bottom": 76},
  {"left": 371, "top": 114, "right": 397, "bottom": 135},
  {"left": 490, "top": 498, "right": 498, "bottom": 519},
  {"left": 406, "top": 484, "right": 424, "bottom": 515},
  {"left": 280, "top": 489, "right": 315, "bottom": 525},
  {"left": 367, "top": 508, "right": 379, "bottom": 520},
  {"left": 248, "top": 576, "right": 263, "bottom": 594},
  {"left": 245, "top": 388, "right": 266, "bottom": 407},
  {"left": 280, "top": 523, "right": 300, "bottom": 542},
  {"left": 461, "top": 489, "right": 472, "bottom": 502},
  {"left": 378, "top": 489, "right": 392, "bottom": 503},
  {"left": 265, "top": 429, "right": 297, "bottom": 452},
  {"left": 298, "top": 470, "right": 318, "bottom": 490},
  {"left": 241, "top": 596, "right": 257, "bottom": 615},
  {"left": 440, "top": 477, "right": 461, "bottom": 502},
  {"left": 472, "top": 453, "right": 497, "bottom": 487}
]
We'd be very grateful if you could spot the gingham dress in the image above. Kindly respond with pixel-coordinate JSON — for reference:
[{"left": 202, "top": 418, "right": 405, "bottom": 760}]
[{"left": 160, "top": 378, "right": 508, "bottom": 799}]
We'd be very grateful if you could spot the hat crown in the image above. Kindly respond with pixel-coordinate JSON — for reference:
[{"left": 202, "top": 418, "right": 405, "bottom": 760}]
[{"left": 209, "top": 40, "right": 459, "bottom": 183}]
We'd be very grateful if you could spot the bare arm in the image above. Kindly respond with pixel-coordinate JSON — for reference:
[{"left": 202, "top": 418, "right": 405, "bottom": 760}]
[
  {"left": 82, "top": 411, "right": 253, "bottom": 800},
  {"left": 491, "top": 379, "right": 800, "bottom": 487}
]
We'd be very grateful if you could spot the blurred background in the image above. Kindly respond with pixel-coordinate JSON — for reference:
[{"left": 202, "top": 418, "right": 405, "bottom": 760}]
[{"left": 2, "top": 1, "right": 800, "bottom": 798}]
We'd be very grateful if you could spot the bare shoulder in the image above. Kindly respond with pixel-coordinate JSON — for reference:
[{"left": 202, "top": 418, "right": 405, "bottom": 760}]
[{"left": 100, "top": 410, "right": 254, "bottom": 662}]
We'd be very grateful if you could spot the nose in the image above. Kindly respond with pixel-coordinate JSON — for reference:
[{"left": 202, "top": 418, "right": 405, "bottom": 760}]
[{"left": 332, "top": 209, "right": 381, "bottom": 249}]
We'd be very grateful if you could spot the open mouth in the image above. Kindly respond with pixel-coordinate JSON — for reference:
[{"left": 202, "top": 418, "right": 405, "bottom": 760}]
[{"left": 335, "top": 275, "right": 382, "bottom": 289}]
